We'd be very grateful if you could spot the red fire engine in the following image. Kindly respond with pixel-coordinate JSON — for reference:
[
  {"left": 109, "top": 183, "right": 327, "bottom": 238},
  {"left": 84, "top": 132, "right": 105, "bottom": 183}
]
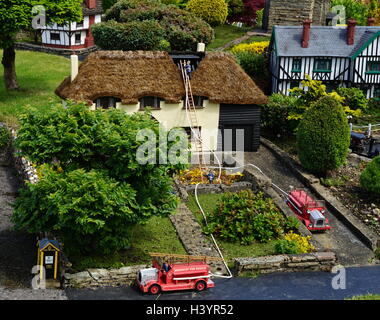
[
  {"left": 286, "top": 189, "right": 331, "bottom": 231},
  {"left": 137, "top": 253, "right": 220, "bottom": 294}
]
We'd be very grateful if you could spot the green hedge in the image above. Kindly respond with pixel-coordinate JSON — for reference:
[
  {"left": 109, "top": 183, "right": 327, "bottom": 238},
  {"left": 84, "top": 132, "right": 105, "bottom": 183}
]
[
  {"left": 186, "top": 0, "right": 228, "bottom": 26},
  {"left": 297, "top": 95, "right": 350, "bottom": 176},
  {"left": 360, "top": 156, "right": 380, "bottom": 196}
]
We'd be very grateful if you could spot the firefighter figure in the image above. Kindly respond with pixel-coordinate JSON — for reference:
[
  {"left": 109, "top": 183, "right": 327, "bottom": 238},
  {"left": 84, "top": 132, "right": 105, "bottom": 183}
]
[
  {"left": 205, "top": 171, "right": 215, "bottom": 184},
  {"left": 185, "top": 61, "right": 192, "bottom": 79}
]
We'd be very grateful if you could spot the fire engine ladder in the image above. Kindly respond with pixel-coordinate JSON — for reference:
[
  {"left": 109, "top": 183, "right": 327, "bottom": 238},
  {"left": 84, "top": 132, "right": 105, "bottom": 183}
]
[
  {"left": 149, "top": 252, "right": 222, "bottom": 265},
  {"left": 179, "top": 60, "right": 207, "bottom": 176}
]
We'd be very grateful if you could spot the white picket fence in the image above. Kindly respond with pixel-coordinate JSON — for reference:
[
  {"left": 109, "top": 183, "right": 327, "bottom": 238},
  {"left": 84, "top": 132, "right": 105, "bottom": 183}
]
[{"left": 350, "top": 123, "right": 380, "bottom": 137}]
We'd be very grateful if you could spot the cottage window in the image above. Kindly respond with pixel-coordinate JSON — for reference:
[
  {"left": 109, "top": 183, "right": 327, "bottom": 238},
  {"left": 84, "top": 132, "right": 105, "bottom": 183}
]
[
  {"left": 366, "top": 61, "right": 380, "bottom": 74},
  {"left": 139, "top": 96, "right": 161, "bottom": 110},
  {"left": 183, "top": 96, "right": 206, "bottom": 109},
  {"left": 292, "top": 59, "right": 302, "bottom": 72},
  {"left": 374, "top": 87, "right": 380, "bottom": 98},
  {"left": 313, "top": 58, "right": 332, "bottom": 72},
  {"left": 50, "top": 33, "right": 60, "bottom": 41},
  {"left": 95, "top": 97, "right": 120, "bottom": 109},
  {"left": 77, "top": 20, "right": 84, "bottom": 28},
  {"left": 75, "top": 33, "right": 81, "bottom": 44}
]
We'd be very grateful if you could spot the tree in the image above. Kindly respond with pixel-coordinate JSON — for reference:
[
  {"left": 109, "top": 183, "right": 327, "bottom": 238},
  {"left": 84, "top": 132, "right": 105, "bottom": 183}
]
[
  {"left": 12, "top": 103, "right": 187, "bottom": 254},
  {"left": 186, "top": 0, "right": 228, "bottom": 26},
  {"left": 297, "top": 95, "right": 350, "bottom": 176},
  {"left": 360, "top": 155, "right": 380, "bottom": 196},
  {"left": 0, "top": 0, "right": 83, "bottom": 90}
]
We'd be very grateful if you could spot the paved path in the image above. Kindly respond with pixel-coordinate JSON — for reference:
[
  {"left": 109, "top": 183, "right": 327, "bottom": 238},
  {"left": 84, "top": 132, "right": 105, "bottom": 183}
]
[
  {"left": 64, "top": 265, "right": 380, "bottom": 300},
  {"left": 245, "top": 147, "right": 375, "bottom": 267}
]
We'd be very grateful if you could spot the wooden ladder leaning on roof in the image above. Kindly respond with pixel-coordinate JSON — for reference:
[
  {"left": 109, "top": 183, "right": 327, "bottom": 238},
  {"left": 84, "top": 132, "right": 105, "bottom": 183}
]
[{"left": 179, "top": 60, "right": 207, "bottom": 179}]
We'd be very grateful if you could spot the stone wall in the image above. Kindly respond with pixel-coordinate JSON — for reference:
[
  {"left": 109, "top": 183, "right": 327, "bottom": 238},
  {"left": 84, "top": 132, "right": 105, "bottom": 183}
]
[
  {"left": 234, "top": 252, "right": 337, "bottom": 275},
  {"left": 264, "top": 0, "right": 331, "bottom": 31},
  {"left": 63, "top": 265, "right": 148, "bottom": 289}
]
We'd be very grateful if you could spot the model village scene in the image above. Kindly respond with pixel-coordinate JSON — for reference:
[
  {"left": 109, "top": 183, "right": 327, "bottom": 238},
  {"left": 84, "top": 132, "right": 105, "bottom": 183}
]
[{"left": 0, "top": 0, "right": 380, "bottom": 301}]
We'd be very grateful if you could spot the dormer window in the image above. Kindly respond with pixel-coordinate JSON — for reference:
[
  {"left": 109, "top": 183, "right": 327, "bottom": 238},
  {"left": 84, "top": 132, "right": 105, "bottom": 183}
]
[
  {"left": 139, "top": 96, "right": 161, "bottom": 110},
  {"left": 183, "top": 96, "right": 206, "bottom": 109},
  {"left": 366, "top": 61, "right": 380, "bottom": 74},
  {"left": 292, "top": 58, "right": 302, "bottom": 73},
  {"left": 95, "top": 97, "right": 120, "bottom": 109}
]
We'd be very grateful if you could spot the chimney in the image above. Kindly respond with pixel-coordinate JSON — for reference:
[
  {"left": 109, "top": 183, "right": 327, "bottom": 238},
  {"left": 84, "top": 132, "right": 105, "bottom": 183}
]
[
  {"left": 71, "top": 55, "right": 79, "bottom": 82},
  {"left": 347, "top": 19, "right": 357, "bottom": 45},
  {"left": 86, "top": 0, "right": 96, "bottom": 9},
  {"left": 368, "top": 17, "right": 375, "bottom": 26},
  {"left": 301, "top": 19, "right": 312, "bottom": 48}
]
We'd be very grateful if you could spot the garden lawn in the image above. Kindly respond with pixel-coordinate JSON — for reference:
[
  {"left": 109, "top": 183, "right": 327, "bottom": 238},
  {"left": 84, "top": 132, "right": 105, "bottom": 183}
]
[
  {"left": 69, "top": 215, "right": 187, "bottom": 271},
  {"left": 347, "top": 294, "right": 380, "bottom": 300},
  {"left": 0, "top": 50, "right": 70, "bottom": 126},
  {"left": 207, "top": 25, "right": 251, "bottom": 50},
  {"left": 187, "top": 193, "right": 278, "bottom": 267}
]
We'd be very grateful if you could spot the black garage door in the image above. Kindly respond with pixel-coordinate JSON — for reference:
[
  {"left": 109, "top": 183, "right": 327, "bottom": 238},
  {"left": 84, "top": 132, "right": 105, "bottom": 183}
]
[{"left": 218, "top": 104, "right": 261, "bottom": 152}]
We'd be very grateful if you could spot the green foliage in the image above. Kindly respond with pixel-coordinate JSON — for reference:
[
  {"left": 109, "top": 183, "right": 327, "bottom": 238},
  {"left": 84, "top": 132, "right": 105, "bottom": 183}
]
[
  {"left": 13, "top": 104, "right": 184, "bottom": 254},
  {"left": 95, "top": 0, "right": 213, "bottom": 51},
  {"left": 205, "top": 190, "right": 299, "bottom": 245},
  {"left": 297, "top": 95, "right": 350, "bottom": 176},
  {"left": 255, "top": 8, "right": 264, "bottom": 27},
  {"left": 226, "top": 0, "right": 244, "bottom": 18},
  {"left": 0, "top": 0, "right": 83, "bottom": 48},
  {"left": 335, "top": 87, "right": 368, "bottom": 112},
  {"left": 92, "top": 20, "right": 167, "bottom": 51},
  {"left": 331, "top": 0, "right": 369, "bottom": 26},
  {"left": 360, "top": 156, "right": 380, "bottom": 196},
  {"left": 0, "top": 125, "right": 11, "bottom": 148},
  {"left": 102, "top": 0, "right": 118, "bottom": 11},
  {"left": 234, "top": 51, "right": 266, "bottom": 78},
  {"left": 261, "top": 93, "right": 299, "bottom": 136},
  {"left": 186, "top": 0, "right": 228, "bottom": 26},
  {"left": 275, "top": 239, "right": 299, "bottom": 254}
]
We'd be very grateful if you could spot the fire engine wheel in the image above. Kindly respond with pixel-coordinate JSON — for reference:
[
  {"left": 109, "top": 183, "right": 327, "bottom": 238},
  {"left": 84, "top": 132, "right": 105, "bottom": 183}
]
[
  {"left": 148, "top": 284, "right": 161, "bottom": 295},
  {"left": 195, "top": 280, "right": 207, "bottom": 292}
]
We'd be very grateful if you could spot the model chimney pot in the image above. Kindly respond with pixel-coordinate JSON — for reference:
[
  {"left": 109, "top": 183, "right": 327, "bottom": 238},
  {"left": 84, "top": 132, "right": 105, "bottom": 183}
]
[
  {"left": 368, "top": 17, "right": 375, "bottom": 26},
  {"left": 71, "top": 55, "right": 79, "bottom": 82},
  {"left": 301, "top": 19, "right": 312, "bottom": 48},
  {"left": 347, "top": 19, "right": 357, "bottom": 45},
  {"left": 86, "top": 0, "right": 96, "bottom": 9}
]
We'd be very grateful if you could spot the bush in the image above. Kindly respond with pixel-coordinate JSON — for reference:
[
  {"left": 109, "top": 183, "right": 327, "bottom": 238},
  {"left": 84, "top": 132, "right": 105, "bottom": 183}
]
[
  {"left": 234, "top": 51, "right": 266, "bottom": 78},
  {"left": 13, "top": 104, "right": 185, "bottom": 255},
  {"left": 275, "top": 232, "right": 315, "bottom": 254},
  {"left": 205, "top": 190, "right": 299, "bottom": 245},
  {"left": 360, "top": 156, "right": 380, "bottom": 196},
  {"left": 297, "top": 95, "right": 351, "bottom": 176},
  {"left": 335, "top": 87, "right": 368, "bottom": 112},
  {"left": 228, "top": 0, "right": 265, "bottom": 26},
  {"left": 97, "top": 0, "right": 213, "bottom": 51},
  {"left": 261, "top": 94, "right": 299, "bottom": 136},
  {"left": 226, "top": 0, "right": 244, "bottom": 18},
  {"left": 0, "top": 124, "right": 11, "bottom": 149},
  {"left": 230, "top": 41, "right": 269, "bottom": 55},
  {"left": 186, "top": 0, "right": 228, "bottom": 26},
  {"left": 275, "top": 239, "right": 299, "bottom": 254},
  {"left": 92, "top": 20, "right": 167, "bottom": 51}
]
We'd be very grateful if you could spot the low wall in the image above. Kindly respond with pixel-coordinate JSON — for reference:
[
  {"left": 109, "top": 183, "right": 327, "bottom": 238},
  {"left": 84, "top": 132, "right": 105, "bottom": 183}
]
[
  {"left": 15, "top": 42, "right": 97, "bottom": 58},
  {"left": 234, "top": 252, "right": 337, "bottom": 275},
  {"left": 63, "top": 264, "right": 148, "bottom": 289}
]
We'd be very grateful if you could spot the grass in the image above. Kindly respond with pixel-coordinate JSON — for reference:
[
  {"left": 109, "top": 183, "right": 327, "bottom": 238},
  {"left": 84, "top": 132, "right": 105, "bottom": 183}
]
[
  {"left": 346, "top": 294, "right": 380, "bottom": 300},
  {"left": 207, "top": 25, "right": 251, "bottom": 50},
  {"left": 69, "top": 215, "right": 187, "bottom": 271},
  {"left": 186, "top": 193, "right": 278, "bottom": 268},
  {"left": 0, "top": 50, "right": 70, "bottom": 126}
]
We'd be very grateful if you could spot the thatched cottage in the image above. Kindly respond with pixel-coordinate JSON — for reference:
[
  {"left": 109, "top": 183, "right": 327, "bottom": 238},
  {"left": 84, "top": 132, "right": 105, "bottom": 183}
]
[{"left": 55, "top": 51, "right": 267, "bottom": 152}]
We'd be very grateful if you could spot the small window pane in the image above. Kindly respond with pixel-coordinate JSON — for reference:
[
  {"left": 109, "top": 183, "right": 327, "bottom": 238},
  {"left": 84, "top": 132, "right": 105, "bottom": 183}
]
[
  {"left": 75, "top": 33, "right": 81, "bottom": 44},
  {"left": 292, "top": 59, "right": 302, "bottom": 71},
  {"left": 367, "top": 61, "right": 380, "bottom": 72},
  {"left": 140, "top": 96, "right": 161, "bottom": 109},
  {"left": 50, "top": 33, "right": 60, "bottom": 41},
  {"left": 95, "top": 97, "right": 120, "bottom": 109},
  {"left": 314, "top": 59, "right": 332, "bottom": 71}
]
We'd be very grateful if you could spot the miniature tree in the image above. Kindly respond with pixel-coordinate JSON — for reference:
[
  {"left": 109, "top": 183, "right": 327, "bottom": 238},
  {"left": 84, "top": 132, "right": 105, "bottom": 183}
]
[
  {"left": 297, "top": 95, "right": 350, "bottom": 176},
  {"left": 0, "top": 0, "right": 83, "bottom": 90},
  {"left": 360, "top": 156, "right": 380, "bottom": 196},
  {"left": 186, "top": 0, "right": 228, "bottom": 26}
]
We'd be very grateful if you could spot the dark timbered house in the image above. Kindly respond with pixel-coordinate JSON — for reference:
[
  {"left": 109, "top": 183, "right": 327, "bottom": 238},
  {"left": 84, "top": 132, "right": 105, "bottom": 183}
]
[{"left": 269, "top": 19, "right": 380, "bottom": 98}]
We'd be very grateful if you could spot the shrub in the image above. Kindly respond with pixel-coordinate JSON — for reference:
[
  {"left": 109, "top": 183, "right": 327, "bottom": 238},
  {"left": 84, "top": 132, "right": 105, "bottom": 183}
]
[
  {"left": 275, "top": 232, "right": 315, "bottom": 254},
  {"left": 102, "top": 0, "right": 118, "bottom": 11},
  {"left": 0, "top": 124, "right": 11, "bottom": 149},
  {"left": 13, "top": 104, "right": 185, "bottom": 254},
  {"left": 360, "top": 156, "right": 380, "bottom": 196},
  {"left": 205, "top": 190, "right": 299, "bottom": 245},
  {"left": 92, "top": 20, "right": 167, "bottom": 51},
  {"left": 230, "top": 41, "right": 269, "bottom": 55},
  {"left": 228, "top": 0, "right": 265, "bottom": 26},
  {"left": 226, "top": 0, "right": 244, "bottom": 18},
  {"left": 297, "top": 95, "right": 351, "bottom": 176},
  {"left": 97, "top": 0, "right": 213, "bottom": 51},
  {"left": 186, "top": 0, "right": 228, "bottom": 26},
  {"left": 234, "top": 51, "right": 266, "bottom": 78},
  {"left": 335, "top": 87, "right": 368, "bottom": 112},
  {"left": 275, "top": 239, "right": 299, "bottom": 254},
  {"left": 331, "top": 0, "right": 369, "bottom": 25},
  {"left": 261, "top": 94, "right": 299, "bottom": 136}
]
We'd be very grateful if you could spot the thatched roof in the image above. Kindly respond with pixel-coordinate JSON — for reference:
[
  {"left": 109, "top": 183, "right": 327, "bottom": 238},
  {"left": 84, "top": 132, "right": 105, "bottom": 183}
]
[{"left": 55, "top": 51, "right": 267, "bottom": 106}]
